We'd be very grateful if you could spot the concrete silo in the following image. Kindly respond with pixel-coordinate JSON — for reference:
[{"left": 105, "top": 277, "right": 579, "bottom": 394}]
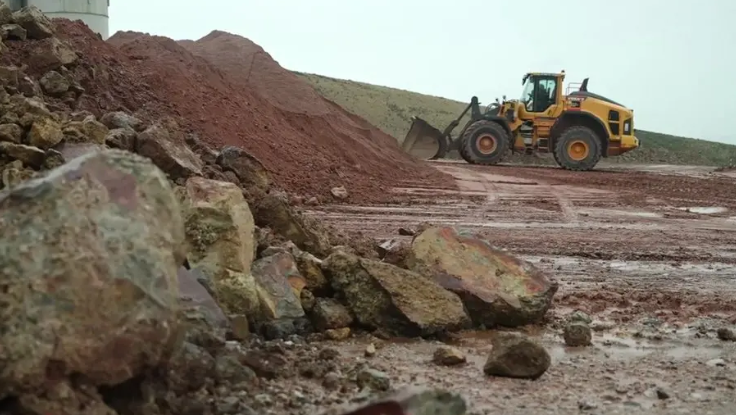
[{"left": 2, "top": 0, "right": 109, "bottom": 40}]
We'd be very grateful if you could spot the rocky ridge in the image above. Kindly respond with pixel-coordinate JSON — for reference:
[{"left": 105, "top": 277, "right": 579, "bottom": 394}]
[{"left": 0, "top": 6, "right": 561, "bottom": 415}]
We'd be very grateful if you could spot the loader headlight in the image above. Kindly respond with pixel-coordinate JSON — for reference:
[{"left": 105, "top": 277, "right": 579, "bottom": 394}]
[{"left": 623, "top": 119, "right": 632, "bottom": 134}]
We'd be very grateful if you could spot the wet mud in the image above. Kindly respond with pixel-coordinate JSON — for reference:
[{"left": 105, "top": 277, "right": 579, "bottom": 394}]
[{"left": 307, "top": 161, "right": 736, "bottom": 414}]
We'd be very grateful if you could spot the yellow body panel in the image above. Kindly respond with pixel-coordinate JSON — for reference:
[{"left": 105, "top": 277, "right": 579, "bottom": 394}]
[{"left": 498, "top": 72, "right": 638, "bottom": 157}]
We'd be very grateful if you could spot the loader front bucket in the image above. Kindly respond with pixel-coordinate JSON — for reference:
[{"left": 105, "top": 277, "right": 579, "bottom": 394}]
[{"left": 401, "top": 116, "right": 448, "bottom": 160}]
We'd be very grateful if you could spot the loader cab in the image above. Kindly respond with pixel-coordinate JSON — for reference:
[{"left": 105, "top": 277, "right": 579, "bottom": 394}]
[{"left": 519, "top": 72, "right": 564, "bottom": 115}]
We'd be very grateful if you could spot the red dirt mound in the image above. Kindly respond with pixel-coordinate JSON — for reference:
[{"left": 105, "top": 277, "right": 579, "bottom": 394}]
[{"left": 15, "top": 21, "right": 452, "bottom": 204}]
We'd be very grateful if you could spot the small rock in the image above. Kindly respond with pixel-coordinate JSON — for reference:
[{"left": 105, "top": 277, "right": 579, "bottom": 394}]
[
  {"left": 717, "top": 328, "right": 736, "bottom": 342},
  {"left": 323, "top": 372, "right": 341, "bottom": 390},
  {"left": 564, "top": 321, "right": 592, "bottom": 347},
  {"left": 483, "top": 332, "right": 550, "bottom": 379},
  {"left": 331, "top": 185, "right": 348, "bottom": 200},
  {"left": 261, "top": 319, "right": 297, "bottom": 340},
  {"left": 311, "top": 298, "right": 354, "bottom": 331},
  {"left": 656, "top": 387, "right": 670, "bottom": 400},
  {"left": 39, "top": 70, "right": 70, "bottom": 95},
  {"left": 300, "top": 289, "right": 316, "bottom": 312},
  {"left": 27, "top": 116, "right": 63, "bottom": 149},
  {"left": 398, "top": 227, "right": 415, "bottom": 236},
  {"left": 356, "top": 368, "right": 390, "bottom": 392},
  {"left": 433, "top": 346, "right": 466, "bottom": 366},
  {"left": 0, "top": 122, "right": 22, "bottom": 143},
  {"left": 82, "top": 117, "right": 109, "bottom": 145},
  {"left": 105, "top": 127, "right": 137, "bottom": 151},
  {"left": 324, "top": 327, "right": 351, "bottom": 341},
  {"left": 318, "top": 347, "right": 340, "bottom": 360},
  {"left": 228, "top": 314, "right": 250, "bottom": 341},
  {"left": 214, "top": 354, "right": 257, "bottom": 385},
  {"left": 568, "top": 310, "right": 593, "bottom": 324},
  {"left": 100, "top": 111, "right": 143, "bottom": 131},
  {"left": 42, "top": 149, "right": 65, "bottom": 169},
  {"left": 365, "top": 343, "right": 376, "bottom": 357}
]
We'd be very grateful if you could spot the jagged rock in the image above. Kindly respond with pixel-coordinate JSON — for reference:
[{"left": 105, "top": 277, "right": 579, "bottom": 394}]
[
  {"left": 12, "top": 6, "right": 54, "bottom": 40},
  {"left": 0, "top": 141, "right": 45, "bottom": 167},
  {"left": 228, "top": 314, "right": 250, "bottom": 341},
  {"left": 39, "top": 70, "right": 70, "bottom": 95},
  {"left": 378, "top": 238, "right": 410, "bottom": 268},
  {"left": 216, "top": 145, "right": 270, "bottom": 192},
  {"left": 433, "top": 346, "right": 466, "bottom": 366},
  {"left": 0, "top": 4, "right": 12, "bottom": 26},
  {"left": 323, "top": 251, "right": 471, "bottom": 336},
  {"left": 105, "top": 127, "right": 137, "bottom": 151},
  {"left": 295, "top": 250, "right": 330, "bottom": 295},
  {"left": 252, "top": 193, "right": 331, "bottom": 257},
  {"left": 82, "top": 117, "right": 109, "bottom": 145},
  {"left": 0, "top": 122, "right": 22, "bottom": 143},
  {"left": 27, "top": 116, "right": 63, "bottom": 149},
  {"left": 483, "top": 332, "right": 550, "bottom": 380},
  {"left": 61, "top": 124, "right": 87, "bottom": 143},
  {"left": 0, "top": 149, "right": 184, "bottom": 398},
  {"left": 310, "top": 298, "right": 353, "bottom": 331},
  {"left": 136, "top": 120, "right": 203, "bottom": 180},
  {"left": 407, "top": 226, "right": 558, "bottom": 328},
  {"left": 1, "top": 23, "right": 26, "bottom": 40},
  {"left": 252, "top": 251, "right": 305, "bottom": 321},
  {"left": 29, "top": 37, "right": 77, "bottom": 73},
  {"left": 100, "top": 111, "right": 143, "bottom": 132},
  {"left": 181, "top": 176, "right": 259, "bottom": 318}
]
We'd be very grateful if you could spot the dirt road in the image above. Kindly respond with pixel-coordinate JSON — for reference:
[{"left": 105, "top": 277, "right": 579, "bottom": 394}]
[{"left": 306, "top": 161, "right": 736, "bottom": 414}]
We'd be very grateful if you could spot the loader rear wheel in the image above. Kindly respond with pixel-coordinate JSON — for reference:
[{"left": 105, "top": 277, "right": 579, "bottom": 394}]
[
  {"left": 553, "top": 126, "right": 602, "bottom": 171},
  {"left": 459, "top": 120, "right": 509, "bottom": 165}
]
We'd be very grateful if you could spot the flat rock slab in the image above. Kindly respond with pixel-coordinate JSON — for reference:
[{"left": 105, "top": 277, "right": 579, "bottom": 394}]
[{"left": 407, "top": 226, "right": 558, "bottom": 327}]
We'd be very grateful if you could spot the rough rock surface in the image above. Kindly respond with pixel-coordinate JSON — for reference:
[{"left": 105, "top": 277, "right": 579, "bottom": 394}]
[
  {"left": 136, "top": 120, "right": 204, "bottom": 180},
  {"left": 181, "top": 176, "right": 260, "bottom": 317},
  {"left": 323, "top": 251, "right": 472, "bottom": 336},
  {"left": 407, "top": 226, "right": 558, "bottom": 327},
  {"left": 0, "top": 149, "right": 184, "bottom": 398},
  {"left": 483, "top": 332, "right": 551, "bottom": 380},
  {"left": 310, "top": 298, "right": 354, "bottom": 331},
  {"left": 252, "top": 251, "right": 306, "bottom": 321}
]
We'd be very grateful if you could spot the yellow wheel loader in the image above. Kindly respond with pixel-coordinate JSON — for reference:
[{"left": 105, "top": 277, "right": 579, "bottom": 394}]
[{"left": 401, "top": 71, "right": 639, "bottom": 170}]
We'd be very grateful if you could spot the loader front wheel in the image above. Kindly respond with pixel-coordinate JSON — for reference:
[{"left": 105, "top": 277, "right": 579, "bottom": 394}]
[
  {"left": 460, "top": 120, "right": 509, "bottom": 165},
  {"left": 553, "top": 126, "right": 602, "bottom": 171}
]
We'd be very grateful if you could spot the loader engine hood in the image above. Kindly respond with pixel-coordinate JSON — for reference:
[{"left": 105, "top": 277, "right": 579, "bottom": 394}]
[{"left": 568, "top": 90, "right": 626, "bottom": 108}]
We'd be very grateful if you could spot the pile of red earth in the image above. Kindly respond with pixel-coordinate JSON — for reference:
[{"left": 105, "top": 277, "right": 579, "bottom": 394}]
[{"left": 3, "top": 20, "right": 454, "bottom": 204}]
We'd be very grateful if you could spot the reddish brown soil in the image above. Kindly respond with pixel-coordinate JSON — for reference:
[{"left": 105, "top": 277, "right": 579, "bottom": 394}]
[{"left": 0, "top": 20, "right": 452, "bottom": 204}]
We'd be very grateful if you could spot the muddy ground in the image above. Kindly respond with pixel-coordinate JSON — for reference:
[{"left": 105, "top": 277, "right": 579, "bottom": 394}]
[{"left": 306, "top": 160, "right": 736, "bottom": 414}]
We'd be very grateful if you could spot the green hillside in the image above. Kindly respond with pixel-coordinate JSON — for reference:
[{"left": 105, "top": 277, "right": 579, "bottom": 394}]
[{"left": 297, "top": 72, "right": 736, "bottom": 167}]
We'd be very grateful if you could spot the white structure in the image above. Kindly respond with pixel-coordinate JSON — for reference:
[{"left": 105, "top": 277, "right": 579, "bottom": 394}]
[{"left": 1, "top": 0, "right": 109, "bottom": 40}]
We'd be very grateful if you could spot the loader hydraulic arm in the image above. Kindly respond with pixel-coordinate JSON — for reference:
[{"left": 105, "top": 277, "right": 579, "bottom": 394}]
[{"left": 441, "top": 96, "right": 481, "bottom": 137}]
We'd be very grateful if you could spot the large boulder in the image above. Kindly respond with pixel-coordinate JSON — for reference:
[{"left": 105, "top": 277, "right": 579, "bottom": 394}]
[
  {"left": 407, "top": 226, "right": 558, "bottom": 327},
  {"left": 252, "top": 251, "right": 305, "bottom": 321},
  {"left": 0, "top": 149, "right": 184, "bottom": 398},
  {"left": 323, "top": 251, "right": 471, "bottom": 337},
  {"left": 181, "top": 177, "right": 260, "bottom": 318}
]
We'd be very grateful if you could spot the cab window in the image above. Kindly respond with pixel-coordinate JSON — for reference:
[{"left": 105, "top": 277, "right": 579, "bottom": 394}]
[{"left": 533, "top": 78, "right": 557, "bottom": 113}]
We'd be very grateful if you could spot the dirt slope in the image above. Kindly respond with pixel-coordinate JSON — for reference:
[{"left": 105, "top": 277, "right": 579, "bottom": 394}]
[{"left": 101, "top": 28, "right": 452, "bottom": 203}]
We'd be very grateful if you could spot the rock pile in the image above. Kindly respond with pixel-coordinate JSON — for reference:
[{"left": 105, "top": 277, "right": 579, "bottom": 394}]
[{"left": 0, "top": 6, "right": 561, "bottom": 414}]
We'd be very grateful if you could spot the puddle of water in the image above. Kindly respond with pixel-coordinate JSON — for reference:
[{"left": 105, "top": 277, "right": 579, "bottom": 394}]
[{"left": 677, "top": 206, "right": 728, "bottom": 214}]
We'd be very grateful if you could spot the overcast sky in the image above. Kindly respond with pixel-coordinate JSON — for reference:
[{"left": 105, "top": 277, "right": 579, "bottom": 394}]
[{"left": 110, "top": 0, "right": 735, "bottom": 144}]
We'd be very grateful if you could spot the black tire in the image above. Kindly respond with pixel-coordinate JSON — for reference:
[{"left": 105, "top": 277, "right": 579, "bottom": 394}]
[
  {"left": 553, "top": 126, "right": 602, "bottom": 171},
  {"left": 459, "top": 120, "right": 510, "bottom": 165}
]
